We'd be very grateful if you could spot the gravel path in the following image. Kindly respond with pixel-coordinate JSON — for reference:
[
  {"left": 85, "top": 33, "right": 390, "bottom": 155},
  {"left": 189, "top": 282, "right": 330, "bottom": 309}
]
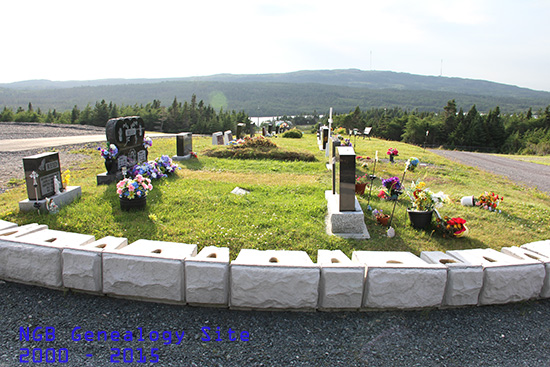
[
  {"left": 429, "top": 149, "right": 550, "bottom": 194},
  {"left": 0, "top": 122, "right": 103, "bottom": 194},
  {"left": 1, "top": 280, "right": 549, "bottom": 366}
]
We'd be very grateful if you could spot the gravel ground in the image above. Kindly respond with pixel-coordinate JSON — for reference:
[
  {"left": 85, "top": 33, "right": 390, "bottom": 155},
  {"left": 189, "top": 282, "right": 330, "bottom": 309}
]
[
  {"left": 429, "top": 149, "right": 550, "bottom": 194},
  {"left": 1, "top": 124, "right": 550, "bottom": 366},
  {"left": 1, "top": 280, "right": 549, "bottom": 367},
  {"left": 0, "top": 122, "right": 104, "bottom": 193}
]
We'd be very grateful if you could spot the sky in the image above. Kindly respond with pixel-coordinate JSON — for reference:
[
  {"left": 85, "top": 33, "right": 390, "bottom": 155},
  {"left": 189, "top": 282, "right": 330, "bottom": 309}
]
[{"left": 2, "top": 0, "right": 550, "bottom": 91}]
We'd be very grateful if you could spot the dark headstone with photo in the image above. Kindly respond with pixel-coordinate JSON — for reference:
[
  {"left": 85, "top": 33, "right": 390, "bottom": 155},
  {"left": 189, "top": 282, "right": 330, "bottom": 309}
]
[
  {"left": 23, "top": 152, "right": 62, "bottom": 200},
  {"left": 97, "top": 116, "right": 147, "bottom": 185}
]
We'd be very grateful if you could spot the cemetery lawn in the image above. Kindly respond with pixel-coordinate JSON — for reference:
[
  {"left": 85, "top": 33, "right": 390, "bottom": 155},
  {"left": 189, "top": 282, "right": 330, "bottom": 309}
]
[{"left": 0, "top": 134, "right": 549, "bottom": 262}]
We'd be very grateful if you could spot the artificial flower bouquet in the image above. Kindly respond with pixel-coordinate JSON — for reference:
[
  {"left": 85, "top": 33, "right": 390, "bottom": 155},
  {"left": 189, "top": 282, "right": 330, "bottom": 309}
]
[
  {"left": 116, "top": 175, "right": 153, "bottom": 200},
  {"left": 155, "top": 155, "right": 180, "bottom": 175},
  {"left": 387, "top": 147, "right": 399, "bottom": 156},
  {"left": 406, "top": 181, "right": 448, "bottom": 211},
  {"left": 436, "top": 215, "right": 468, "bottom": 238},
  {"left": 98, "top": 143, "right": 118, "bottom": 159},
  {"left": 476, "top": 191, "right": 503, "bottom": 211},
  {"left": 378, "top": 176, "right": 403, "bottom": 200}
]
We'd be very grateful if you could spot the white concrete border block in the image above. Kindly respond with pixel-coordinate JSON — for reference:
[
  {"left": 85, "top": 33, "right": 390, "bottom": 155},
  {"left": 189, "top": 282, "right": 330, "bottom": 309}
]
[
  {"left": 420, "top": 251, "right": 483, "bottom": 306},
  {"left": 0, "top": 228, "right": 94, "bottom": 289},
  {"left": 447, "top": 248, "right": 545, "bottom": 305},
  {"left": 502, "top": 246, "right": 550, "bottom": 299},
  {"left": 62, "top": 236, "right": 128, "bottom": 293},
  {"left": 521, "top": 240, "right": 550, "bottom": 257},
  {"left": 317, "top": 250, "right": 365, "bottom": 310},
  {"left": 352, "top": 251, "right": 447, "bottom": 309},
  {"left": 102, "top": 240, "right": 197, "bottom": 303},
  {"left": 0, "top": 220, "right": 17, "bottom": 231},
  {"left": 230, "top": 249, "right": 320, "bottom": 310},
  {"left": 185, "top": 246, "right": 229, "bottom": 306}
]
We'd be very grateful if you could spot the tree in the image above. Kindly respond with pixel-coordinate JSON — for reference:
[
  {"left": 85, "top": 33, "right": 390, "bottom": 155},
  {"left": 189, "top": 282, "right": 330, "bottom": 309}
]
[{"left": 71, "top": 105, "right": 80, "bottom": 124}]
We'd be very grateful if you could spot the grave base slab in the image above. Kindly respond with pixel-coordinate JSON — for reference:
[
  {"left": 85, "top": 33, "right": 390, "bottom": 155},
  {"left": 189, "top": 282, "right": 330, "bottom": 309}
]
[
  {"left": 19, "top": 186, "right": 81, "bottom": 213},
  {"left": 325, "top": 191, "right": 369, "bottom": 239}
]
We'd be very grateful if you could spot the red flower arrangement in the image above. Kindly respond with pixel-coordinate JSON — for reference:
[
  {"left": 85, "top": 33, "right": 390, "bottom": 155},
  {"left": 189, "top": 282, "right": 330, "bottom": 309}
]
[
  {"left": 436, "top": 216, "right": 468, "bottom": 238},
  {"left": 387, "top": 148, "right": 399, "bottom": 156}
]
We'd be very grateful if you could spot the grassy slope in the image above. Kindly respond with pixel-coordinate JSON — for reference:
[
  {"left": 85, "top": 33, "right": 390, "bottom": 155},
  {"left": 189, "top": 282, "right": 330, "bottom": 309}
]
[{"left": 0, "top": 134, "right": 548, "bottom": 261}]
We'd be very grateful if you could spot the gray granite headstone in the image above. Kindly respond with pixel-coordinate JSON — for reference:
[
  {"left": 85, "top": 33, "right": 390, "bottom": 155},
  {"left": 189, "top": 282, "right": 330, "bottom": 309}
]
[{"left": 177, "top": 132, "right": 192, "bottom": 156}]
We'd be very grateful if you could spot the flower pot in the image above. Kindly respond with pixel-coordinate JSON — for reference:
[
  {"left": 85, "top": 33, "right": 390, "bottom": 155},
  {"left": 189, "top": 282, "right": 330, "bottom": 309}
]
[
  {"left": 407, "top": 209, "right": 433, "bottom": 229},
  {"left": 105, "top": 158, "right": 115, "bottom": 174},
  {"left": 120, "top": 196, "right": 147, "bottom": 211},
  {"left": 377, "top": 214, "right": 391, "bottom": 226},
  {"left": 389, "top": 155, "right": 395, "bottom": 163},
  {"left": 355, "top": 183, "right": 367, "bottom": 195},
  {"left": 460, "top": 196, "right": 475, "bottom": 206}
]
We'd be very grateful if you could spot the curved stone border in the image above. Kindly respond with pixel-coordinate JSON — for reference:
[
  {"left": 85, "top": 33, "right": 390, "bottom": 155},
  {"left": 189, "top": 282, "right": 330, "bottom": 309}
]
[{"left": 0, "top": 219, "right": 549, "bottom": 311}]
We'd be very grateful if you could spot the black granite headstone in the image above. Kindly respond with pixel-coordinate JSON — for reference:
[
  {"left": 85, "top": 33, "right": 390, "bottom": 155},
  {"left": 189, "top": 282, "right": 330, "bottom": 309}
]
[
  {"left": 236, "top": 123, "right": 245, "bottom": 139},
  {"left": 105, "top": 116, "right": 147, "bottom": 170},
  {"left": 177, "top": 132, "right": 192, "bottom": 156},
  {"left": 336, "top": 146, "right": 356, "bottom": 211},
  {"left": 321, "top": 126, "right": 329, "bottom": 150},
  {"left": 268, "top": 124, "right": 273, "bottom": 134},
  {"left": 23, "top": 152, "right": 62, "bottom": 200}
]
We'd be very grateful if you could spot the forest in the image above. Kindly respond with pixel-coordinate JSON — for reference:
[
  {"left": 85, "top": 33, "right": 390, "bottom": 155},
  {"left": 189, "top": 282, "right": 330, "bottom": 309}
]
[
  {"left": 1, "top": 94, "right": 549, "bottom": 155},
  {"left": 330, "top": 100, "right": 550, "bottom": 155}
]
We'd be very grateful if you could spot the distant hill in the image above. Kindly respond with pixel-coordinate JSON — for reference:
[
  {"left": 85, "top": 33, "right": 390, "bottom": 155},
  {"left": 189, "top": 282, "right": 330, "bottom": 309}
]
[{"left": 1, "top": 69, "right": 549, "bottom": 115}]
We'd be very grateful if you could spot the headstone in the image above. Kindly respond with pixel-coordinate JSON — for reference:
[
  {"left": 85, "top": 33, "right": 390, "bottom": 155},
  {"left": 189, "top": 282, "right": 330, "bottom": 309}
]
[
  {"left": 249, "top": 124, "right": 255, "bottom": 137},
  {"left": 328, "top": 137, "right": 341, "bottom": 193},
  {"left": 223, "top": 130, "right": 233, "bottom": 145},
  {"left": 337, "top": 146, "right": 355, "bottom": 211},
  {"left": 320, "top": 126, "right": 329, "bottom": 150},
  {"left": 173, "top": 132, "right": 192, "bottom": 161},
  {"left": 106, "top": 116, "right": 147, "bottom": 170},
  {"left": 23, "top": 152, "right": 62, "bottom": 200},
  {"left": 97, "top": 116, "right": 147, "bottom": 185},
  {"left": 177, "top": 132, "right": 192, "bottom": 156},
  {"left": 268, "top": 124, "right": 273, "bottom": 134},
  {"left": 236, "top": 123, "right": 245, "bottom": 139},
  {"left": 262, "top": 127, "right": 266, "bottom": 136},
  {"left": 212, "top": 132, "right": 224, "bottom": 145},
  {"left": 275, "top": 125, "right": 280, "bottom": 134}
]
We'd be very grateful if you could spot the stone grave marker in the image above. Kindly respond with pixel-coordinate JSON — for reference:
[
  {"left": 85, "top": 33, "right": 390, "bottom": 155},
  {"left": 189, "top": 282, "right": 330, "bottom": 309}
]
[
  {"left": 320, "top": 126, "right": 329, "bottom": 150},
  {"left": 212, "top": 132, "right": 224, "bottom": 145},
  {"left": 262, "top": 127, "right": 266, "bottom": 136},
  {"left": 223, "top": 130, "right": 233, "bottom": 145},
  {"left": 23, "top": 152, "right": 62, "bottom": 200},
  {"left": 97, "top": 116, "right": 147, "bottom": 185},
  {"left": 336, "top": 146, "right": 356, "bottom": 211},
  {"left": 173, "top": 132, "right": 192, "bottom": 161},
  {"left": 268, "top": 124, "right": 273, "bottom": 135},
  {"left": 20, "top": 152, "right": 82, "bottom": 212},
  {"left": 236, "top": 123, "right": 245, "bottom": 139}
]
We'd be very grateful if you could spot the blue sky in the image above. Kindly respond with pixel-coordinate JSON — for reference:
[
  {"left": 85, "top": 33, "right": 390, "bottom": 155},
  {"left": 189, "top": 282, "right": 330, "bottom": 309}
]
[{"left": 2, "top": 0, "right": 550, "bottom": 91}]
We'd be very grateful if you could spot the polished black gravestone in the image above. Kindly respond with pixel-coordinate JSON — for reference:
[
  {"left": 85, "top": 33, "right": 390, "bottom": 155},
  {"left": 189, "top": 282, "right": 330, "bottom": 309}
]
[
  {"left": 236, "top": 123, "right": 245, "bottom": 139},
  {"left": 336, "top": 146, "right": 356, "bottom": 211},
  {"left": 268, "top": 124, "right": 273, "bottom": 135},
  {"left": 23, "top": 152, "right": 62, "bottom": 200},
  {"left": 319, "top": 126, "right": 329, "bottom": 150},
  {"left": 97, "top": 116, "right": 147, "bottom": 185},
  {"left": 173, "top": 132, "right": 192, "bottom": 161}
]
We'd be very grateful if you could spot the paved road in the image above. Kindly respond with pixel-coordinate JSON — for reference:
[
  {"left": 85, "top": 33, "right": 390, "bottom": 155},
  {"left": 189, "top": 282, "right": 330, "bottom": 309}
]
[
  {"left": 0, "top": 134, "right": 176, "bottom": 152},
  {"left": 429, "top": 149, "right": 550, "bottom": 194}
]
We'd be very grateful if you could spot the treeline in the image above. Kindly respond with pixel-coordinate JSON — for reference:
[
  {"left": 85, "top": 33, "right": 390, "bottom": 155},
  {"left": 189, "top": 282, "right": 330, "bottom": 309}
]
[
  {"left": 0, "top": 94, "right": 251, "bottom": 134},
  {"left": 331, "top": 101, "right": 550, "bottom": 155}
]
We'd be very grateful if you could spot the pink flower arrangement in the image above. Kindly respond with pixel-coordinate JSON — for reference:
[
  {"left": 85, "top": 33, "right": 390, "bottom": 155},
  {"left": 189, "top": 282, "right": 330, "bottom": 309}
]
[
  {"left": 116, "top": 175, "right": 153, "bottom": 200},
  {"left": 387, "top": 148, "right": 399, "bottom": 156}
]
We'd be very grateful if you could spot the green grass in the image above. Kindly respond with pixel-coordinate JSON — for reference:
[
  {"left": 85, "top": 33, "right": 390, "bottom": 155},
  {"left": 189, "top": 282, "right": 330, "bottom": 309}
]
[{"left": 1, "top": 134, "right": 549, "bottom": 262}]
